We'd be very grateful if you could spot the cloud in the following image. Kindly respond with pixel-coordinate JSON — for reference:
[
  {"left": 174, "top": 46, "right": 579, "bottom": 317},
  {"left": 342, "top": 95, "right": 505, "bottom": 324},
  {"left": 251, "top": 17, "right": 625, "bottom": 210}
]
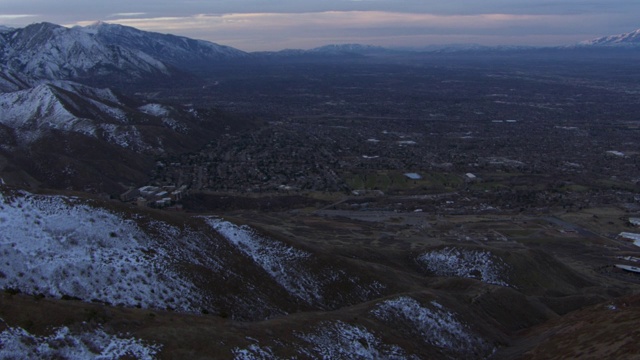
[
  {"left": 109, "top": 12, "right": 147, "bottom": 18},
  {"left": 0, "top": 14, "right": 37, "bottom": 20}
]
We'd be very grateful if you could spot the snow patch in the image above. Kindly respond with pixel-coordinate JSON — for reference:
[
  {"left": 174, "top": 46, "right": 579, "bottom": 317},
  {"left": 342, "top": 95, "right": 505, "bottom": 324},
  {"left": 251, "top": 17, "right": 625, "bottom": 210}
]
[
  {"left": 233, "top": 343, "right": 276, "bottom": 360},
  {"left": 139, "top": 103, "right": 170, "bottom": 117},
  {"left": 297, "top": 321, "right": 412, "bottom": 360},
  {"left": 372, "top": 297, "right": 491, "bottom": 356},
  {"left": 619, "top": 232, "right": 640, "bottom": 247},
  {"left": 0, "top": 320, "right": 160, "bottom": 359},
  {"left": 139, "top": 103, "right": 188, "bottom": 132},
  {"left": 206, "top": 218, "right": 323, "bottom": 305},
  {"left": 417, "top": 247, "right": 509, "bottom": 286},
  {"left": 0, "top": 190, "right": 204, "bottom": 311}
]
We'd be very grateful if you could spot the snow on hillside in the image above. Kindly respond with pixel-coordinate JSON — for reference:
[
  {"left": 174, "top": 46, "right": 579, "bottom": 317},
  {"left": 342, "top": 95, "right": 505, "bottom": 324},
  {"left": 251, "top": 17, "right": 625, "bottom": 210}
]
[
  {"left": 233, "top": 321, "right": 414, "bottom": 359},
  {"left": 0, "top": 190, "right": 205, "bottom": 311},
  {"left": 372, "top": 297, "right": 492, "bottom": 357},
  {"left": 139, "top": 103, "right": 189, "bottom": 132},
  {"left": 2, "top": 22, "right": 169, "bottom": 80},
  {"left": 81, "top": 21, "right": 248, "bottom": 65},
  {"left": 0, "top": 81, "right": 173, "bottom": 150},
  {"left": 139, "top": 103, "right": 170, "bottom": 117},
  {"left": 0, "top": 84, "right": 79, "bottom": 130},
  {"left": 296, "top": 321, "right": 413, "bottom": 360},
  {"left": 0, "top": 319, "right": 160, "bottom": 359},
  {"left": 233, "top": 344, "right": 277, "bottom": 359},
  {"left": 206, "top": 219, "right": 324, "bottom": 305},
  {"left": 417, "top": 247, "right": 510, "bottom": 286},
  {"left": 0, "top": 66, "right": 32, "bottom": 92},
  {"left": 0, "top": 83, "right": 131, "bottom": 143},
  {"left": 581, "top": 29, "right": 640, "bottom": 46},
  {"left": 206, "top": 218, "right": 385, "bottom": 307},
  {"left": 48, "top": 81, "right": 127, "bottom": 121},
  {"left": 98, "top": 123, "right": 151, "bottom": 151}
]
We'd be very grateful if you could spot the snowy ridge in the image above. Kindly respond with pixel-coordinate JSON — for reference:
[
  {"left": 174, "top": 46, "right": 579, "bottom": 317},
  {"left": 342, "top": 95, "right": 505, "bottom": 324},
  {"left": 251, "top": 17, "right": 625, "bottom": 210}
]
[
  {"left": 372, "top": 297, "right": 492, "bottom": 357},
  {"left": 581, "top": 29, "right": 640, "bottom": 46},
  {"left": 1, "top": 22, "right": 169, "bottom": 81},
  {"left": 206, "top": 218, "right": 324, "bottom": 305},
  {"left": 48, "top": 80, "right": 125, "bottom": 112},
  {"left": 417, "top": 247, "right": 510, "bottom": 286},
  {"left": 0, "top": 84, "right": 78, "bottom": 130},
  {"left": 0, "top": 190, "right": 205, "bottom": 311},
  {"left": 82, "top": 21, "right": 247, "bottom": 66},
  {"left": 0, "top": 319, "right": 160, "bottom": 359},
  {"left": 0, "top": 82, "right": 131, "bottom": 144},
  {"left": 0, "top": 81, "right": 191, "bottom": 150},
  {"left": 296, "top": 321, "right": 413, "bottom": 360}
]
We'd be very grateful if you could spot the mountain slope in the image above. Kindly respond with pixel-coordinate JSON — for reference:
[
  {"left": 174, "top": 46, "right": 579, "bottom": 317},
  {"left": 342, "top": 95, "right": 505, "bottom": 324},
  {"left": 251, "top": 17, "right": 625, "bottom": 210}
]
[
  {"left": 0, "top": 81, "right": 186, "bottom": 150},
  {"left": 0, "top": 22, "right": 248, "bottom": 84},
  {"left": 82, "top": 22, "right": 248, "bottom": 70},
  {"left": 0, "top": 22, "right": 170, "bottom": 82},
  {"left": 0, "top": 66, "right": 32, "bottom": 92},
  {"left": 0, "top": 189, "right": 389, "bottom": 319},
  {"left": 581, "top": 28, "right": 640, "bottom": 46}
]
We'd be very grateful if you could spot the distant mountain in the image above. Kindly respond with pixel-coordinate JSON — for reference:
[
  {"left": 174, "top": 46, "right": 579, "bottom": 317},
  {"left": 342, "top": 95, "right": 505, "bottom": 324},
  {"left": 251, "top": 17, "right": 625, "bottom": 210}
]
[
  {"left": 580, "top": 29, "right": 640, "bottom": 46},
  {"left": 309, "top": 43, "right": 388, "bottom": 54},
  {"left": 0, "top": 25, "right": 13, "bottom": 33},
  {"left": 256, "top": 43, "right": 542, "bottom": 58},
  {"left": 255, "top": 43, "right": 398, "bottom": 58}
]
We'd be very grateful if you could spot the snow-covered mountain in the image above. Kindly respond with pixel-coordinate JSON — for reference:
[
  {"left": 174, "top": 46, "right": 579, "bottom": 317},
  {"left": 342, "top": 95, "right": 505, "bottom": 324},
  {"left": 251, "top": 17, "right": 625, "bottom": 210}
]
[
  {"left": 0, "top": 22, "right": 247, "bottom": 83},
  {"left": 81, "top": 22, "right": 247, "bottom": 68},
  {"left": 580, "top": 28, "right": 640, "bottom": 46},
  {"left": 0, "top": 80, "right": 195, "bottom": 150},
  {"left": 0, "top": 65, "right": 32, "bottom": 92},
  {"left": 0, "top": 22, "right": 169, "bottom": 82}
]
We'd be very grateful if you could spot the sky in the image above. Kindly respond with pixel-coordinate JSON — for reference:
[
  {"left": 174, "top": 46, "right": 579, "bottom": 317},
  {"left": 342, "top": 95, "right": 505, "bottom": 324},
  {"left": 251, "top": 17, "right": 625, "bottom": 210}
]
[{"left": 1, "top": 1, "right": 639, "bottom": 51}]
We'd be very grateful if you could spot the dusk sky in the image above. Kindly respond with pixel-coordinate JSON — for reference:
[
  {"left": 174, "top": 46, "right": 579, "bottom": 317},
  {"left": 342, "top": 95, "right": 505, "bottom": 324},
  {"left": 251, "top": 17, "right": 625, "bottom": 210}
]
[{"left": 1, "top": 0, "right": 639, "bottom": 51}]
